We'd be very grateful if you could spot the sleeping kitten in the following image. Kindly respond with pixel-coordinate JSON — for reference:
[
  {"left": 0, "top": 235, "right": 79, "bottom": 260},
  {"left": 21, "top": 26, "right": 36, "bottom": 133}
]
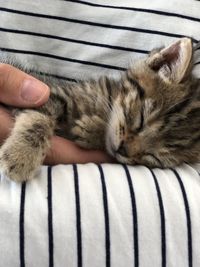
[{"left": 0, "top": 38, "right": 199, "bottom": 182}]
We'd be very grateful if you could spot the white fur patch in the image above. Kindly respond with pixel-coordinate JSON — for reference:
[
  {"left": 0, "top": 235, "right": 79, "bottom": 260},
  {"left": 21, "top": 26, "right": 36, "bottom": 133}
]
[{"left": 105, "top": 96, "right": 125, "bottom": 155}]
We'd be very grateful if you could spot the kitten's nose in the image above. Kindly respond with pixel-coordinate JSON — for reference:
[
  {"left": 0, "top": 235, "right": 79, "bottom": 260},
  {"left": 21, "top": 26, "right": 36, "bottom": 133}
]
[{"left": 116, "top": 141, "right": 128, "bottom": 157}]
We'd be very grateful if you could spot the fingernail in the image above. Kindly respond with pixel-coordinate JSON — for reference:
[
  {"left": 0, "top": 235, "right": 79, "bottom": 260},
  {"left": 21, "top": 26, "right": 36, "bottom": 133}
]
[{"left": 21, "top": 79, "right": 49, "bottom": 104}]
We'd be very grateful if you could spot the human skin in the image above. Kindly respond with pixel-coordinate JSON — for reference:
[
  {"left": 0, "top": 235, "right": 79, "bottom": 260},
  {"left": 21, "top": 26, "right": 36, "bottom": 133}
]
[{"left": 0, "top": 64, "right": 113, "bottom": 165}]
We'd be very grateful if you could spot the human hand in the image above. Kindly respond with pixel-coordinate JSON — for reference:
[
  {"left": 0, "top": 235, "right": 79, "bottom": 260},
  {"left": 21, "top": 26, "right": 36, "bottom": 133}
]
[{"left": 0, "top": 64, "right": 113, "bottom": 164}]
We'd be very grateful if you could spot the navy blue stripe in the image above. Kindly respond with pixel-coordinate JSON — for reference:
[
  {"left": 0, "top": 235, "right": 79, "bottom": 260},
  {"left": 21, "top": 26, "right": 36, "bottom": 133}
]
[
  {"left": 148, "top": 168, "right": 166, "bottom": 267},
  {"left": 73, "top": 164, "right": 82, "bottom": 267},
  {"left": 64, "top": 0, "right": 200, "bottom": 24},
  {"left": 20, "top": 182, "right": 26, "bottom": 267},
  {"left": 0, "top": 7, "right": 198, "bottom": 43},
  {"left": 0, "top": 48, "right": 77, "bottom": 81},
  {"left": 97, "top": 164, "right": 110, "bottom": 267},
  {"left": 172, "top": 169, "right": 192, "bottom": 267},
  {"left": 0, "top": 47, "right": 126, "bottom": 71},
  {"left": 47, "top": 166, "right": 54, "bottom": 267},
  {"left": 122, "top": 164, "right": 139, "bottom": 267},
  {"left": 33, "top": 70, "right": 78, "bottom": 82},
  {"left": 0, "top": 27, "right": 148, "bottom": 54}
]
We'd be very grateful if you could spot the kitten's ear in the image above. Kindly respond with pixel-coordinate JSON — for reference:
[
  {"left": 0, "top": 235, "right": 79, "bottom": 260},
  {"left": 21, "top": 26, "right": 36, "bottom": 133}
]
[{"left": 148, "top": 38, "right": 192, "bottom": 83}]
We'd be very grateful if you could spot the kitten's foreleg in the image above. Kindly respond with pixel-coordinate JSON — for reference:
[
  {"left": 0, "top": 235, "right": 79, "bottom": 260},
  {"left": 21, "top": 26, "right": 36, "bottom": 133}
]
[{"left": 0, "top": 110, "right": 55, "bottom": 182}]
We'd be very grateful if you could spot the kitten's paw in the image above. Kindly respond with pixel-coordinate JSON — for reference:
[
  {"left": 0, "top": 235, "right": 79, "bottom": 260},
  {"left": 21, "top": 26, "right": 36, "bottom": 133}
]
[
  {"left": 71, "top": 115, "right": 105, "bottom": 149},
  {"left": 0, "top": 143, "right": 44, "bottom": 182}
]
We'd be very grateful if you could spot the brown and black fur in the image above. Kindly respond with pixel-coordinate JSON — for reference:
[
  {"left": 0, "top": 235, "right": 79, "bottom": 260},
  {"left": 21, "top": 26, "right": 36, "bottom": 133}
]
[{"left": 0, "top": 38, "right": 199, "bottom": 181}]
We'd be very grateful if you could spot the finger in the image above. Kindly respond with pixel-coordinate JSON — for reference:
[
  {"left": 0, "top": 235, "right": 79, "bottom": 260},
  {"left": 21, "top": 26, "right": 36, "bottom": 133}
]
[
  {"left": 44, "top": 136, "right": 114, "bottom": 165},
  {"left": 0, "top": 64, "right": 50, "bottom": 107}
]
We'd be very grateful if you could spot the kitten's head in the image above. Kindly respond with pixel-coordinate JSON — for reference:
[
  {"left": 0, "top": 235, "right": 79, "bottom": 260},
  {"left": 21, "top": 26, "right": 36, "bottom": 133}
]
[{"left": 106, "top": 38, "right": 200, "bottom": 167}]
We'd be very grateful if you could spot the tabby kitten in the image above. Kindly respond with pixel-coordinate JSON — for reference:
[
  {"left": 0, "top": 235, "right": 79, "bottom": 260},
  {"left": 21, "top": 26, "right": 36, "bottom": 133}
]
[{"left": 0, "top": 38, "right": 199, "bottom": 182}]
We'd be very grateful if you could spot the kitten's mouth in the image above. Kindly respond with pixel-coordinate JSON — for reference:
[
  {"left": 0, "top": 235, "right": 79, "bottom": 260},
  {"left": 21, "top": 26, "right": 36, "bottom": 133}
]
[
  {"left": 105, "top": 140, "right": 130, "bottom": 164},
  {"left": 105, "top": 134, "right": 134, "bottom": 164}
]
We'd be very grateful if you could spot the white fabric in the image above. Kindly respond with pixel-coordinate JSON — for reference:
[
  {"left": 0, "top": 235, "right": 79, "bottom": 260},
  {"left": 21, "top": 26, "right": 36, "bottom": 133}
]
[
  {"left": 0, "top": 164, "right": 200, "bottom": 267},
  {"left": 0, "top": 0, "right": 200, "bottom": 266},
  {"left": 0, "top": 0, "right": 200, "bottom": 79}
]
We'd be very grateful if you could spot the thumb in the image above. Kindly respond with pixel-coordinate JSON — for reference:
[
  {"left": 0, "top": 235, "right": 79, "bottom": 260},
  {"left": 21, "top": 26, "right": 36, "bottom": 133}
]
[{"left": 0, "top": 64, "right": 50, "bottom": 107}]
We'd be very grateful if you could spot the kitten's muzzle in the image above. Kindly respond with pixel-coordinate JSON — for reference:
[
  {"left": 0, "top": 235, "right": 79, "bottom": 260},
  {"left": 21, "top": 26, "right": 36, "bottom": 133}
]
[
  {"left": 116, "top": 141, "right": 128, "bottom": 157},
  {"left": 108, "top": 140, "right": 128, "bottom": 159}
]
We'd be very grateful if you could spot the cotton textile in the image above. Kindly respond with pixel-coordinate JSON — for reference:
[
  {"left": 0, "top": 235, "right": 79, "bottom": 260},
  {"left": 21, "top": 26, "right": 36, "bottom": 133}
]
[
  {"left": 0, "top": 1, "right": 200, "bottom": 267},
  {"left": 0, "top": 0, "right": 200, "bottom": 79},
  {"left": 1, "top": 164, "right": 200, "bottom": 267}
]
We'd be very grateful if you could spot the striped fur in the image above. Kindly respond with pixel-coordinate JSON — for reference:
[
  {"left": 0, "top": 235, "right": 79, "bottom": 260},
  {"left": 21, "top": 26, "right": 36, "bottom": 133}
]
[{"left": 0, "top": 38, "right": 199, "bottom": 181}]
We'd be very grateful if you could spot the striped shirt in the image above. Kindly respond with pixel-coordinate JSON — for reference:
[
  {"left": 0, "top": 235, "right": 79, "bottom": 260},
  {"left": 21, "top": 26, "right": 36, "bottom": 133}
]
[
  {"left": 0, "top": 0, "right": 200, "bottom": 80},
  {"left": 0, "top": 164, "right": 200, "bottom": 266},
  {"left": 0, "top": 1, "right": 200, "bottom": 267}
]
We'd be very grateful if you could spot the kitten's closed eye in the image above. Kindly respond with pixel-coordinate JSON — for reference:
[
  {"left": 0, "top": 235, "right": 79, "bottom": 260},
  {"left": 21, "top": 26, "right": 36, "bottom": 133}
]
[
  {"left": 106, "top": 37, "right": 200, "bottom": 168},
  {"left": 0, "top": 37, "right": 199, "bottom": 182}
]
